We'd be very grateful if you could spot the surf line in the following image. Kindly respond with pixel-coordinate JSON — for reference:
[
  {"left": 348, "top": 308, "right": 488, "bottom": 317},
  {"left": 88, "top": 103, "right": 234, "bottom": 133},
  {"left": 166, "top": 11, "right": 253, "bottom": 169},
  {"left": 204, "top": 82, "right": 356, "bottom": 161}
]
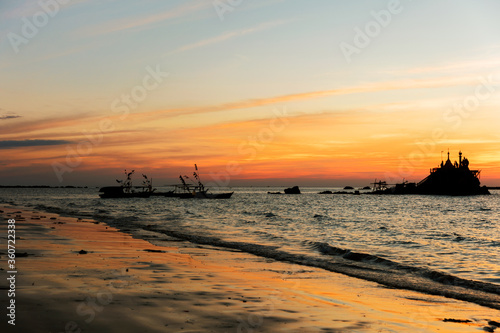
[{"left": 144, "top": 225, "right": 500, "bottom": 311}]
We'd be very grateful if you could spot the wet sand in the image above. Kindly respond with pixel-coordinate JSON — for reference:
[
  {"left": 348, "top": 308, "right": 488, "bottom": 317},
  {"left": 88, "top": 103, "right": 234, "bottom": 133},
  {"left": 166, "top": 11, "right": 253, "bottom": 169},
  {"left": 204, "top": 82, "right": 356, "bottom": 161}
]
[{"left": 1, "top": 205, "right": 499, "bottom": 332}]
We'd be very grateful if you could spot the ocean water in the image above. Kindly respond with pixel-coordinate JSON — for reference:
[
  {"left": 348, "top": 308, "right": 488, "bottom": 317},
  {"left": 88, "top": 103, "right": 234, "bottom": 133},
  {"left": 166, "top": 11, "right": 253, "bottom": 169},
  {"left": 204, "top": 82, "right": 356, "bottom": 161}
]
[{"left": 1, "top": 187, "right": 499, "bottom": 308}]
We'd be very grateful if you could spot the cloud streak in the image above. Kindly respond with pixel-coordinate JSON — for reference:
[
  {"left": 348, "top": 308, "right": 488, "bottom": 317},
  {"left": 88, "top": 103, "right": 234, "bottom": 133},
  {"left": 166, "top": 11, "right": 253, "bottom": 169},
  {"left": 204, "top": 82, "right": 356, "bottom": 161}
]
[
  {"left": 0, "top": 109, "right": 21, "bottom": 120},
  {"left": 0, "top": 74, "right": 484, "bottom": 144},
  {"left": 132, "top": 74, "right": 482, "bottom": 122},
  {"left": 0, "top": 115, "right": 21, "bottom": 120},
  {"left": 0, "top": 139, "right": 72, "bottom": 149},
  {"left": 78, "top": 1, "right": 211, "bottom": 37},
  {"left": 1, "top": 0, "right": 86, "bottom": 20},
  {"left": 0, "top": 112, "right": 98, "bottom": 136},
  {"left": 166, "top": 20, "right": 289, "bottom": 55},
  {"left": 385, "top": 57, "right": 500, "bottom": 76}
]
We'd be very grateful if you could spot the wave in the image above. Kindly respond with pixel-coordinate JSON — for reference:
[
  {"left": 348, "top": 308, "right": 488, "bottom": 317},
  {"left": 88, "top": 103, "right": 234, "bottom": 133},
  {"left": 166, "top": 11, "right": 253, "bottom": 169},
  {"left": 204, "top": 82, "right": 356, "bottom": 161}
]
[
  {"left": 8, "top": 195, "right": 500, "bottom": 310},
  {"left": 33, "top": 204, "right": 88, "bottom": 218},
  {"left": 142, "top": 225, "right": 500, "bottom": 310},
  {"left": 309, "top": 241, "right": 500, "bottom": 291}
]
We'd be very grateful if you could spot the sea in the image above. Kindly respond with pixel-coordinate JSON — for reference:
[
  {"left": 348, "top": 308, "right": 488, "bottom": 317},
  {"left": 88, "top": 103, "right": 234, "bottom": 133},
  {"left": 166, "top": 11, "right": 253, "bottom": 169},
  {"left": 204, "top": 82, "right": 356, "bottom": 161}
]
[{"left": 1, "top": 186, "right": 500, "bottom": 308}]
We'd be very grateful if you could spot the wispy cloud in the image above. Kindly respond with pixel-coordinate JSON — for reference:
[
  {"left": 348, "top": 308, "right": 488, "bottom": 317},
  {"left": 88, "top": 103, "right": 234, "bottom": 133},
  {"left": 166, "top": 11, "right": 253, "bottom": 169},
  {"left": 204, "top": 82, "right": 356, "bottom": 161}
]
[
  {"left": 0, "top": 112, "right": 97, "bottom": 136},
  {"left": 1, "top": 0, "right": 86, "bottom": 20},
  {"left": 0, "top": 74, "right": 487, "bottom": 160},
  {"left": 0, "top": 74, "right": 482, "bottom": 143},
  {"left": 166, "top": 20, "right": 289, "bottom": 55},
  {"left": 0, "top": 115, "right": 21, "bottom": 120},
  {"left": 385, "top": 57, "right": 500, "bottom": 76},
  {"left": 437, "top": 139, "right": 500, "bottom": 145},
  {"left": 0, "top": 1, "right": 47, "bottom": 20},
  {"left": 78, "top": 1, "right": 211, "bottom": 37},
  {"left": 0, "top": 139, "right": 73, "bottom": 149},
  {"left": 131, "top": 75, "right": 481, "bottom": 122},
  {"left": 0, "top": 109, "right": 21, "bottom": 120}
]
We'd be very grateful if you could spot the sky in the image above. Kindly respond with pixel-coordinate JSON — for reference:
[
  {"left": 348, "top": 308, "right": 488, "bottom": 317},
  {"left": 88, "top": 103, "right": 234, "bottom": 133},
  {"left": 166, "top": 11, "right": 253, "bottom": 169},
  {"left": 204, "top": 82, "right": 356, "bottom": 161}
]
[{"left": 1, "top": 0, "right": 500, "bottom": 187}]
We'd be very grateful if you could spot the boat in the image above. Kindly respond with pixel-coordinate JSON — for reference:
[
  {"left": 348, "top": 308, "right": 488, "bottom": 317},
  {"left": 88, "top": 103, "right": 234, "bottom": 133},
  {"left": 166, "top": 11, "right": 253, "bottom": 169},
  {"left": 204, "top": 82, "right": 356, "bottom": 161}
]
[
  {"left": 415, "top": 151, "right": 489, "bottom": 195},
  {"left": 179, "top": 165, "right": 234, "bottom": 199},
  {"left": 99, "top": 170, "right": 153, "bottom": 198},
  {"left": 371, "top": 151, "right": 490, "bottom": 196}
]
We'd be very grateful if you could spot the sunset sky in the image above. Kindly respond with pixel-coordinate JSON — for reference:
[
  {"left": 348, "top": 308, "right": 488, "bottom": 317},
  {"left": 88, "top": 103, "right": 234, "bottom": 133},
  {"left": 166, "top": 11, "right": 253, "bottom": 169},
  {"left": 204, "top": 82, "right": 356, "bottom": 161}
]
[{"left": 1, "top": 0, "right": 500, "bottom": 186}]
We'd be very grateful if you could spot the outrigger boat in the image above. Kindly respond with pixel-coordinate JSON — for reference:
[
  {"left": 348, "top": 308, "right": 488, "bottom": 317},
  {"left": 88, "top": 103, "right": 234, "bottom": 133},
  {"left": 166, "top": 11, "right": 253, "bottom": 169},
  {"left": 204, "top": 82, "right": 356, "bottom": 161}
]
[
  {"left": 99, "top": 166, "right": 233, "bottom": 199},
  {"left": 99, "top": 170, "right": 154, "bottom": 198},
  {"left": 178, "top": 165, "right": 234, "bottom": 199},
  {"left": 150, "top": 180, "right": 199, "bottom": 199}
]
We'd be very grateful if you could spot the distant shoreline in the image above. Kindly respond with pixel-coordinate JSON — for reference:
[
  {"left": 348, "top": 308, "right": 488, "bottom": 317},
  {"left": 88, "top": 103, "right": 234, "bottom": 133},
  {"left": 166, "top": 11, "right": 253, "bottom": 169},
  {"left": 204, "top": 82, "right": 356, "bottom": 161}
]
[{"left": 0, "top": 185, "right": 88, "bottom": 188}]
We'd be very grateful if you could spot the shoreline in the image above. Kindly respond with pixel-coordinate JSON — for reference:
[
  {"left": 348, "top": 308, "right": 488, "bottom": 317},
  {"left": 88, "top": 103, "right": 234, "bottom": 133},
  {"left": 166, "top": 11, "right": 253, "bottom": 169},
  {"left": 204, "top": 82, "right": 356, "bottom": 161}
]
[{"left": 1, "top": 204, "right": 499, "bottom": 332}]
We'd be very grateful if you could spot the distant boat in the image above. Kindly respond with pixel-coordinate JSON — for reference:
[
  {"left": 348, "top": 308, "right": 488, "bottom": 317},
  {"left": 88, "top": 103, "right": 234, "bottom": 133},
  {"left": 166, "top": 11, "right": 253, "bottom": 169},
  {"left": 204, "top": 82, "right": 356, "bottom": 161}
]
[
  {"left": 371, "top": 151, "right": 490, "bottom": 196},
  {"left": 178, "top": 165, "right": 234, "bottom": 199},
  {"left": 99, "top": 170, "right": 153, "bottom": 198},
  {"left": 416, "top": 151, "right": 489, "bottom": 195}
]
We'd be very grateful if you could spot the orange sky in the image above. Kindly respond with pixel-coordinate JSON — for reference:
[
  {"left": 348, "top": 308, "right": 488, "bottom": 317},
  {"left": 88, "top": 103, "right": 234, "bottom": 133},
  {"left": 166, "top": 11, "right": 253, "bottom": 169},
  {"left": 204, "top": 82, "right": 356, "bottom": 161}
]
[{"left": 1, "top": 93, "right": 499, "bottom": 186}]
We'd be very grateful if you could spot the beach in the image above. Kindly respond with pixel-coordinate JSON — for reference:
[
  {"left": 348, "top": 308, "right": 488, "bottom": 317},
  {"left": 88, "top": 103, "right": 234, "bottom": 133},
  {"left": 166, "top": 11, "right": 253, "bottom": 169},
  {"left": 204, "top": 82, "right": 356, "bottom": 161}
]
[{"left": 1, "top": 204, "right": 499, "bottom": 333}]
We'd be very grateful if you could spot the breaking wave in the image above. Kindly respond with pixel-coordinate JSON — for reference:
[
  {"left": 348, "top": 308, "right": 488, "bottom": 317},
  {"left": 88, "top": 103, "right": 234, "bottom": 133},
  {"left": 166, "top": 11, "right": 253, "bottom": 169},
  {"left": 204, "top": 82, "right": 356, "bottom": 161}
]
[{"left": 142, "top": 225, "right": 500, "bottom": 310}]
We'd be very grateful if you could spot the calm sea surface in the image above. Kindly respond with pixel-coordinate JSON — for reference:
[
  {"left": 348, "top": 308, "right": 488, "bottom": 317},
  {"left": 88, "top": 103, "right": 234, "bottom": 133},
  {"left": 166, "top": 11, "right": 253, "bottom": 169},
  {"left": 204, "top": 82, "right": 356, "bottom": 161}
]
[{"left": 1, "top": 187, "right": 499, "bottom": 307}]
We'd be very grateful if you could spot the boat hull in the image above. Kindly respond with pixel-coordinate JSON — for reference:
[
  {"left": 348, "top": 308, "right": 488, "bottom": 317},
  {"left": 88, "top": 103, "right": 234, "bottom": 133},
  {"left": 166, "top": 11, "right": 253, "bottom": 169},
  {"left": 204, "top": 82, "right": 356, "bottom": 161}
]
[
  {"left": 150, "top": 191, "right": 194, "bottom": 198},
  {"left": 194, "top": 191, "right": 234, "bottom": 199},
  {"left": 99, "top": 192, "right": 151, "bottom": 198},
  {"left": 98, "top": 186, "right": 151, "bottom": 198}
]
